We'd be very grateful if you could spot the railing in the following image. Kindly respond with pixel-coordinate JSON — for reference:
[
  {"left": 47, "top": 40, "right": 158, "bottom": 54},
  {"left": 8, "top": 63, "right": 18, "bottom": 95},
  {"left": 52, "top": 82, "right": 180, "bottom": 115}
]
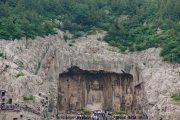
[
  {"left": 115, "top": 114, "right": 148, "bottom": 120},
  {"left": 0, "top": 103, "right": 20, "bottom": 110},
  {"left": 1, "top": 104, "right": 6, "bottom": 110},
  {"left": 14, "top": 104, "right": 20, "bottom": 111},
  {"left": 1, "top": 103, "right": 14, "bottom": 110},
  {"left": 6, "top": 104, "right": 14, "bottom": 110},
  {"left": 0, "top": 103, "right": 41, "bottom": 116}
]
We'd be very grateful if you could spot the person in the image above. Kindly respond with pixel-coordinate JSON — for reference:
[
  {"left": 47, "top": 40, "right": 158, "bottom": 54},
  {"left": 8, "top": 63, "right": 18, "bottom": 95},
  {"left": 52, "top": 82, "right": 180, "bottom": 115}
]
[
  {"left": 56, "top": 114, "right": 59, "bottom": 119},
  {"left": 95, "top": 116, "right": 97, "bottom": 120},
  {"left": 125, "top": 115, "right": 128, "bottom": 120},
  {"left": 102, "top": 112, "right": 105, "bottom": 119},
  {"left": 66, "top": 115, "right": 68, "bottom": 119}
]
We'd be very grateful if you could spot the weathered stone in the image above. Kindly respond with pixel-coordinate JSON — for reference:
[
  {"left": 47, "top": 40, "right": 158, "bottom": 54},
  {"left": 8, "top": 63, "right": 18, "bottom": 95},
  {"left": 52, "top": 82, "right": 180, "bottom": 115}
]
[{"left": 0, "top": 29, "right": 180, "bottom": 119}]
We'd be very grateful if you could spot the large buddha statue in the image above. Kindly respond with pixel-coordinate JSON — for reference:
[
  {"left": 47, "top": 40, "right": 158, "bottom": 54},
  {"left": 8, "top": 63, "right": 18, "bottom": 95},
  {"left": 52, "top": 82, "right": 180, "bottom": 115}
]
[
  {"left": 86, "top": 80, "right": 104, "bottom": 111},
  {"left": 69, "top": 91, "right": 78, "bottom": 110}
]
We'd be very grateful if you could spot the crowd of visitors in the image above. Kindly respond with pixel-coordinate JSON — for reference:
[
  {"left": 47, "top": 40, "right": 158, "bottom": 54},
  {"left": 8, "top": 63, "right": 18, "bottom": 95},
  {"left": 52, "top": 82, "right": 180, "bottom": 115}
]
[
  {"left": 115, "top": 115, "right": 136, "bottom": 119},
  {"left": 56, "top": 111, "right": 148, "bottom": 120},
  {"left": 56, "top": 114, "right": 91, "bottom": 119},
  {"left": 92, "top": 111, "right": 112, "bottom": 120},
  {"left": 56, "top": 110, "right": 112, "bottom": 120},
  {"left": 114, "top": 114, "right": 148, "bottom": 120}
]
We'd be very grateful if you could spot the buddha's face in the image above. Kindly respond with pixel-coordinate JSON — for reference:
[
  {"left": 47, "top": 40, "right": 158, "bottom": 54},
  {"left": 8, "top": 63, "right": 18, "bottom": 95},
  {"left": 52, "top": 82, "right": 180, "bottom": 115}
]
[
  {"left": 94, "top": 84, "right": 99, "bottom": 90},
  {"left": 92, "top": 80, "right": 99, "bottom": 90}
]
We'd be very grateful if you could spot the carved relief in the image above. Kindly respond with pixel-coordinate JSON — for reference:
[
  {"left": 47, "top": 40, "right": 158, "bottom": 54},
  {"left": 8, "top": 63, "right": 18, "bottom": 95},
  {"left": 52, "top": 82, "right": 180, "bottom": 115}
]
[{"left": 58, "top": 67, "right": 142, "bottom": 113}]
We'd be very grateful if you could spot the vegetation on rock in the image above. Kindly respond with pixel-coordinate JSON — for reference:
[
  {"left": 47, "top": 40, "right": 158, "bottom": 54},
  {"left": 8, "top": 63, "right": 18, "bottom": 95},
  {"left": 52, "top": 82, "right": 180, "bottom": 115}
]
[
  {"left": 114, "top": 110, "right": 127, "bottom": 115},
  {"left": 23, "top": 96, "right": 34, "bottom": 101},
  {"left": 171, "top": 93, "right": 180, "bottom": 102},
  {"left": 1, "top": 0, "right": 180, "bottom": 62},
  {"left": 18, "top": 63, "right": 23, "bottom": 68},
  {"left": 68, "top": 43, "right": 73, "bottom": 47},
  {"left": 63, "top": 34, "right": 69, "bottom": 41},
  {"left": 17, "top": 73, "right": 24, "bottom": 77},
  {"left": 0, "top": 52, "right": 3, "bottom": 57},
  {"left": 82, "top": 109, "right": 91, "bottom": 115}
]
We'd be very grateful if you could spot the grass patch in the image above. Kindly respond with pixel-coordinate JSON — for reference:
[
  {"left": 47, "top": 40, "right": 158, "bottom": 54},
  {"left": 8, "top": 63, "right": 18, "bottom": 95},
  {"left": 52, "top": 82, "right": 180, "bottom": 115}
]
[
  {"left": 161, "top": 107, "right": 164, "bottom": 111},
  {"left": 23, "top": 96, "right": 34, "bottom": 101},
  {"left": 72, "top": 39, "right": 76, "bottom": 43},
  {"left": 82, "top": 109, "right": 91, "bottom": 115},
  {"left": 72, "top": 32, "right": 83, "bottom": 39},
  {"left": 19, "top": 64, "right": 23, "bottom": 68},
  {"left": 63, "top": 34, "right": 69, "bottom": 41},
  {"left": 93, "top": 59, "right": 97, "bottom": 63},
  {"left": 38, "top": 62, "right": 41, "bottom": 68},
  {"left": 68, "top": 43, "right": 73, "bottom": 47},
  {"left": 0, "top": 52, "right": 6, "bottom": 59},
  {"left": 108, "top": 49, "right": 117, "bottom": 52},
  {"left": 97, "top": 37, "right": 101, "bottom": 41},
  {"left": 17, "top": 73, "right": 24, "bottom": 77},
  {"left": 0, "top": 52, "right": 3, "bottom": 57},
  {"left": 171, "top": 93, "right": 180, "bottom": 102},
  {"left": 114, "top": 110, "right": 127, "bottom": 115},
  {"left": 87, "top": 29, "right": 96, "bottom": 35},
  {"left": 119, "top": 51, "right": 128, "bottom": 55}
]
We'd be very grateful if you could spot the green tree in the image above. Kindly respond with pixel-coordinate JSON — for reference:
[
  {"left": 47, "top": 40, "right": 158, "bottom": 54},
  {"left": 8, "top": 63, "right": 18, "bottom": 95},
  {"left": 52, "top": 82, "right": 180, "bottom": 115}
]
[
  {"left": 72, "top": 3, "right": 90, "bottom": 24},
  {"left": 0, "top": 2, "right": 10, "bottom": 17}
]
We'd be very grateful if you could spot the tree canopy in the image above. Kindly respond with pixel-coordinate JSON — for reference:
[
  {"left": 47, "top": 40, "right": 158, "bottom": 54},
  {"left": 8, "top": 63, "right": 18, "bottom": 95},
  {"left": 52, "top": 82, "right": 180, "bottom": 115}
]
[{"left": 1, "top": 0, "right": 180, "bottom": 63}]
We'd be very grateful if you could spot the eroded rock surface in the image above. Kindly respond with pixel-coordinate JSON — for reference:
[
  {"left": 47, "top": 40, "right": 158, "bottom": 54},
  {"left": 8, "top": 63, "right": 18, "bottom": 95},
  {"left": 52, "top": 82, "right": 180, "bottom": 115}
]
[{"left": 0, "top": 29, "right": 180, "bottom": 119}]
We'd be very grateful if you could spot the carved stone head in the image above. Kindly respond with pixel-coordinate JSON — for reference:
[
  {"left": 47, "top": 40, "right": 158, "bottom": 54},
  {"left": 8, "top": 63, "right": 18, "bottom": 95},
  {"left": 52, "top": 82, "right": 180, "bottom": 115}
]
[{"left": 92, "top": 80, "right": 100, "bottom": 90}]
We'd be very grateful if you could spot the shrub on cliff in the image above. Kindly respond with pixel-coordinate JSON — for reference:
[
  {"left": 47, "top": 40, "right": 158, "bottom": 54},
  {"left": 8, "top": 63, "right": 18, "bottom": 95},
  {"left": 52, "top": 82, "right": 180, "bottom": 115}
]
[
  {"left": 0, "top": 52, "right": 3, "bottom": 57},
  {"left": 63, "top": 34, "right": 69, "bottom": 41},
  {"left": 82, "top": 109, "right": 91, "bottom": 115},
  {"left": 114, "top": 110, "right": 127, "bottom": 115},
  {"left": 17, "top": 73, "right": 24, "bottom": 77},
  {"left": 23, "top": 96, "right": 34, "bottom": 101},
  {"left": 171, "top": 93, "right": 180, "bottom": 102}
]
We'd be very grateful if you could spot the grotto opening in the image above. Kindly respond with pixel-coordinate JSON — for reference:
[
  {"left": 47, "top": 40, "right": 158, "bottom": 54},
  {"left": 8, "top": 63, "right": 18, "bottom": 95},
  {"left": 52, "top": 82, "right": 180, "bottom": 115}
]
[{"left": 58, "top": 66, "right": 143, "bottom": 114}]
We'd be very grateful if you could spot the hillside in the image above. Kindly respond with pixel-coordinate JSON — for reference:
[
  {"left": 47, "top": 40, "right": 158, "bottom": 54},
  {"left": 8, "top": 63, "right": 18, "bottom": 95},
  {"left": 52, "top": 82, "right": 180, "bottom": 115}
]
[
  {"left": 1, "top": 0, "right": 180, "bottom": 119},
  {"left": 1, "top": 0, "right": 180, "bottom": 62}
]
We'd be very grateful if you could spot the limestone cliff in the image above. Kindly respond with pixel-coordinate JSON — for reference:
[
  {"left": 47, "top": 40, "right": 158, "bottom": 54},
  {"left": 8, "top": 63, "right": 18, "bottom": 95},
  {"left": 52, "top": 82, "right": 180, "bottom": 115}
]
[{"left": 0, "top": 30, "right": 180, "bottom": 120}]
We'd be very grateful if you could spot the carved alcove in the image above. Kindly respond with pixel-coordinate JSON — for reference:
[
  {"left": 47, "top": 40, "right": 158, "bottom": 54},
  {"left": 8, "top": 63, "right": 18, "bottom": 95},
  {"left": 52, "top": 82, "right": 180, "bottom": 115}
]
[
  {"left": 2, "top": 91, "right": 5, "bottom": 96},
  {"left": 58, "top": 66, "right": 141, "bottom": 113}
]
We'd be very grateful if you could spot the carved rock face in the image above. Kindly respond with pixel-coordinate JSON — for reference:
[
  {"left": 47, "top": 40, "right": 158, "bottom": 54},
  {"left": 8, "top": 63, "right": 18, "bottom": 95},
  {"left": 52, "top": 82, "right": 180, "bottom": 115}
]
[{"left": 58, "top": 66, "right": 142, "bottom": 113}]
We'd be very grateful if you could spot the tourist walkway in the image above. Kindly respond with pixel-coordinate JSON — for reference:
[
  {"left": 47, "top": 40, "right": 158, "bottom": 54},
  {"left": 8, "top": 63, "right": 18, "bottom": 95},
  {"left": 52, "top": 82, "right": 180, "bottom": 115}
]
[{"left": 56, "top": 114, "right": 148, "bottom": 120}]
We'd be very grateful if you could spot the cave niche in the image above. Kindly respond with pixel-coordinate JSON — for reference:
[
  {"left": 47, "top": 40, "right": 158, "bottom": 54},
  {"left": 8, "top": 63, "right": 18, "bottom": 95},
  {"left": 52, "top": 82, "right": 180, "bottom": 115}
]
[{"left": 58, "top": 66, "right": 141, "bottom": 113}]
